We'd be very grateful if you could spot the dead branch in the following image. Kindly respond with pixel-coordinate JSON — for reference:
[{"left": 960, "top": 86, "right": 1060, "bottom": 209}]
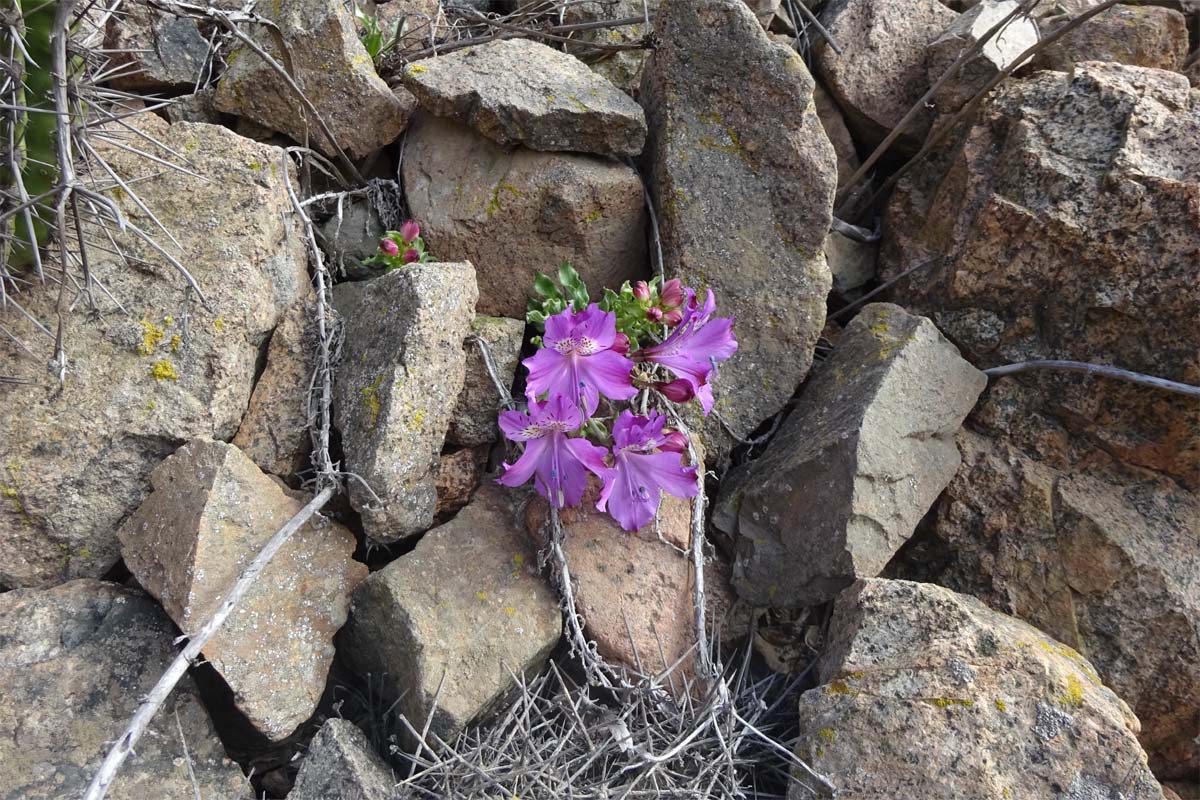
[{"left": 985, "top": 360, "right": 1200, "bottom": 397}]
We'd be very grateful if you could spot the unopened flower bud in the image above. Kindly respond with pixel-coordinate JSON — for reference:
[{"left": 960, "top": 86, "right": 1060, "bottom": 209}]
[
  {"left": 380, "top": 238, "right": 400, "bottom": 257},
  {"left": 663, "top": 309, "right": 683, "bottom": 326},
  {"left": 403, "top": 248, "right": 420, "bottom": 263},
  {"left": 660, "top": 278, "right": 684, "bottom": 308},
  {"left": 612, "top": 332, "right": 631, "bottom": 356},
  {"left": 646, "top": 307, "right": 664, "bottom": 323},
  {"left": 655, "top": 379, "right": 694, "bottom": 403},
  {"left": 400, "top": 220, "right": 421, "bottom": 243},
  {"left": 659, "top": 430, "right": 688, "bottom": 453},
  {"left": 633, "top": 281, "right": 652, "bottom": 302}
]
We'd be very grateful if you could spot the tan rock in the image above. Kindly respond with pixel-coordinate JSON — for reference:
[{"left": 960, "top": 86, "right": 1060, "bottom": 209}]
[
  {"left": 402, "top": 114, "right": 647, "bottom": 319},
  {"left": 790, "top": 579, "right": 1166, "bottom": 799},
  {"left": 0, "top": 113, "right": 308, "bottom": 588},
  {"left": 926, "top": 0, "right": 1039, "bottom": 112},
  {"left": 824, "top": 228, "right": 876, "bottom": 293},
  {"left": 448, "top": 315, "right": 525, "bottom": 447},
  {"left": 434, "top": 445, "right": 488, "bottom": 521},
  {"left": 1033, "top": 5, "right": 1189, "bottom": 72},
  {"left": 118, "top": 438, "right": 367, "bottom": 740},
  {"left": 561, "top": 0, "right": 660, "bottom": 94}
]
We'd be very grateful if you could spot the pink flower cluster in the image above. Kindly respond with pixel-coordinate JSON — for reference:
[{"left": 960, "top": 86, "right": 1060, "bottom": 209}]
[{"left": 497, "top": 286, "right": 737, "bottom": 531}]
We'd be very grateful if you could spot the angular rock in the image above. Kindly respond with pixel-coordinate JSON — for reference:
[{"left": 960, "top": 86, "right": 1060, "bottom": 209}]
[
  {"left": 448, "top": 315, "right": 525, "bottom": 447},
  {"left": 333, "top": 262, "right": 478, "bottom": 542},
  {"left": 214, "top": 0, "right": 413, "bottom": 158},
  {"left": 715, "top": 304, "right": 986, "bottom": 608},
  {"left": 927, "top": 0, "right": 1040, "bottom": 112},
  {"left": 1032, "top": 5, "right": 1189, "bottom": 72},
  {"left": 401, "top": 39, "right": 647, "bottom": 157},
  {"left": 233, "top": 296, "right": 326, "bottom": 478},
  {"left": 814, "top": 0, "right": 958, "bottom": 147},
  {"left": 824, "top": 229, "right": 877, "bottom": 294},
  {"left": 433, "top": 445, "right": 488, "bottom": 521},
  {"left": 908, "top": 431, "right": 1200, "bottom": 778},
  {"left": 403, "top": 114, "right": 646, "bottom": 319},
  {"left": 0, "top": 113, "right": 308, "bottom": 588},
  {"left": 1187, "top": 58, "right": 1199, "bottom": 89},
  {"left": 105, "top": 1, "right": 210, "bottom": 91},
  {"left": 813, "top": 82, "right": 870, "bottom": 217},
  {"left": 118, "top": 438, "right": 367, "bottom": 740},
  {"left": 561, "top": 0, "right": 660, "bottom": 94},
  {"left": 641, "top": 0, "right": 838, "bottom": 461},
  {"left": 316, "top": 194, "right": 393, "bottom": 280},
  {"left": 789, "top": 579, "right": 1165, "bottom": 799},
  {"left": 340, "top": 485, "right": 561, "bottom": 739},
  {"left": 289, "top": 719, "right": 395, "bottom": 800},
  {"left": 165, "top": 87, "right": 223, "bottom": 125},
  {"left": 0, "top": 580, "right": 246, "bottom": 800}
]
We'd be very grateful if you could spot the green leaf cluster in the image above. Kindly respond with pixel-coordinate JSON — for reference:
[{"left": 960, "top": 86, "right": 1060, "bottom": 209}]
[{"left": 354, "top": 3, "right": 399, "bottom": 63}]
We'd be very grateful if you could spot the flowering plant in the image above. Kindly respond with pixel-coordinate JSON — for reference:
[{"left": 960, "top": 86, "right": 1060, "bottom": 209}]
[
  {"left": 498, "top": 265, "right": 737, "bottom": 531},
  {"left": 368, "top": 220, "right": 432, "bottom": 269}
]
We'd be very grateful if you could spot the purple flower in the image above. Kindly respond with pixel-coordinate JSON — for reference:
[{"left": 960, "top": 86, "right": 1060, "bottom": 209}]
[
  {"left": 654, "top": 378, "right": 694, "bottom": 404},
  {"left": 400, "top": 220, "right": 420, "bottom": 243},
  {"left": 646, "top": 306, "right": 663, "bottom": 323},
  {"left": 380, "top": 238, "right": 400, "bottom": 257},
  {"left": 634, "top": 289, "right": 736, "bottom": 415},
  {"left": 523, "top": 304, "right": 637, "bottom": 416},
  {"left": 633, "top": 280, "right": 652, "bottom": 302},
  {"left": 597, "top": 410, "right": 699, "bottom": 531},
  {"left": 660, "top": 278, "right": 685, "bottom": 309},
  {"left": 403, "top": 249, "right": 420, "bottom": 264},
  {"left": 497, "top": 395, "right": 608, "bottom": 509}
]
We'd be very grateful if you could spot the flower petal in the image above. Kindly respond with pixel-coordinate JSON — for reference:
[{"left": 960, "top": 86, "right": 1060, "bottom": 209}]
[
  {"left": 496, "top": 436, "right": 549, "bottom": 488},
  {"left": 499, "top": 409, "right": 536, "bottom": 441}
]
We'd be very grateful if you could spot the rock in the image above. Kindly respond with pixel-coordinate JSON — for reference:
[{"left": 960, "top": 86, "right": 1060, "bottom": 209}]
[
  {"left": 402, "top": 114, "right": 647, "bottom": 319},
  {"left": 1032, "top": 5, "right": 1189, "bottom": 72},
  {"left": 824, "top": 229, "right": 877, "bottom": 294},
  {"left": 164, "top": 87, "right": 223, "bottom": 124},
  {"left": 905, "top": 431, "right": 1200, "bottom": 779},
  {"left": 789, "top": 579, "right": 1166, "bottom": 800},
  {"left": 374, "top": 0, "right": 445, "bottom": 57},
  {"left": 233, "top": 297, "right": 327, "bottom": 478},
  {"left": 1187, "top": 58, "right": 1199, "bottom": 89},
  {"left": 213, "top": 0, "right": 413, "bottom": 158},
  {"left": 448, "top": 315, "right": 525, "bottom": 447},
  {"left": 340, "top": 485, "right": 561, "bottom": 740},
  {"left": 813, "top": 82, "right": 870, "bottom": 217},
  {"left": 714, "top": 304, "right": 986, "bottom": 608},
  {"left": 880, "top": 63, "right": 1200, "bottom": 488},
  {"left": 401, "top": 39, "right": 647, "bottom": 157},
  {"left": 317, "top": 197, "right": 388, "bottom": 280},
  {"left": 926, "top": 0, "right": 1040, "bottom": 112},
  {"left": 814, "top": 0, "right": 958, "bottom": 148},
  {"left": 0, "top": 113, "right": 308, "bottom": 588},
  {"left": 641, "top": 0, "right": 837, "bottom": 461},
  {"left": 434, "top": 445, "right": 488, "bottom": 521},
  {"left": 104, "top": 1, "right": 210, "bottom": 91},
  {"left": 333, "top": 263, "right": 478, "bottom": 542},
  {"left": 561, "top": 0, "right": 659, "bottom": 94},
  {"left": 289, "top": 719, "right": 395, "bottom": 800},
  {"left": 118, "top": 438, "right": 366, "bottom": 740},
  {"left": 0, "top": 580, "right": 246, "bottom": 800},
  {"left": 1166, "top": 784, "right": 1200, "bottom": 800}
]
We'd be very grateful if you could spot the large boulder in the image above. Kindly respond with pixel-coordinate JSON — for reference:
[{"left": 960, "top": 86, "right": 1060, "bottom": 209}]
[
  {"left": 0, "top": 580, "right": 247, "bottom": 800},
  {"left": 401, "top": 39, "right": 647, "bottom": 157},
  {"left": 926, "top": 0, "right": 1039, "bottom": 112},
  {"left": 289, "top": 719, "right": 395, "bottom": 800},
  {"left": 118, "top": 438, "right": 367, "bottom": 740},
  {"left": 333, "top": 262, "right": 478, "bottom": 542},
  {"left": 402, "top": 114, "right": 647, "bottom": 319},
  {"left": 790, "top": 579, "right": 1166, "bottom": 799},
  {"left": 641, "top": 0, "right": 838, "bottom": 461},
  {"left": 339, "top": 485, "right": 561, "bottom": 740},
  {"left": 214, "top": 0, "right": 413, "bottom": 158},
  {"left": 715, "top": 304, "right": 985, "bottom": 608},
  {"left": 104, "top": 1, "right": 210, "bottom": 91},
  {"left": 1031, "top": 5, "right": 1190, "bottom": 73},
  {"left": 813, "top": 0, "right": 958, "bottom": 148},
  {"left": 0, "top": 113, "right": 309, "bottom": 588}
]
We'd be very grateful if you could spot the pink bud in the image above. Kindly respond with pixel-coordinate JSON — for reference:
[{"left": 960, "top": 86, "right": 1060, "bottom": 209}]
[
  {"left": 646, "top": 307, "right": 664, "bottom": 323},
  {"left": 663, "top": 309, "right": 683, "bottom": 326},
  {"left": 655, "top": 379, "right": 694, "bottom": 403},
  {"left": 400, "top": 220, "right": 420, "bottom": 243},
  {"left": 660, "top": 278, "right": 685, "bottom": 308},
  {"left": 403, "top": 249, "right": 420, "bottom": 263},
  {"left": 611, "top": 332, "right": 631, "bottom": 356},
  {"left": 659, "top": 430, "right": 688, "bottom": 453},
  {"left": 380, "top": 238, "right": 400, "bottom": 257},
  {"left": 633, "top": 281, "right": 651, "bottom": 302}
]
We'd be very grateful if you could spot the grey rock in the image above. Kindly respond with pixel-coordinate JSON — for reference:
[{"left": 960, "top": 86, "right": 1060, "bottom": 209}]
[
  {"left": 824, "top": 229, "right": 877, "bottom": 294},
  {"left": 813, "top": 82, "right": 871, "bottom": 219},
  {"left": 214, "top": 0, "right": 413, "bottom": 158},
  {"left": 402, "top": 114, "right": 647, "bottom": 319},
  {"left": 318, "top": 197, "right": 388, "bottom": 280},
  {"left": 1031, "top": 5, "right": 1189, "bottom": 72},
  {"left": 290, "top": 719, "right": 396, "bottom": 800},
  {"left": 340, "top": 485, "right": 561, "bottom": 740},
  {"left": 715, "top": 304, "right": 985, "bottom": 607},
  {"left": 0, "top": 113, "right": 308, "bottom": 588},
  {"left": 789, "top": 579, "right": 1165, "bottom": 800},
  {"left": 927, "top": 0, "right": 1039, "bottom": 112},
  {"left": 0, "top": 580, "right": 247, "bottom": 800},
  {"left": 641, "top": 0, "right": 838, "bottom": 463},
  {"left": 448, "top": 315, "right": 525, "bottom": 447},
  {"left": 118, "top": 438, "right": 367, "bottom": 740},
  {"left": 814, "top": 0, "right": 958, "bottom": 148},
  {"left": 561, "top": 0, "right": 660, "bottom": 94},
  {"left": 165, "top": 87, "right": 223, "bottom": 125},
  {"left": 104, "top": 1, "right": 210, "bottom": 91},
  {"left": 333, "top": 263, "right": 478, "bottom": 542},
  {"left": 401, "top": 38, "right": 646, "bottom": 156}
]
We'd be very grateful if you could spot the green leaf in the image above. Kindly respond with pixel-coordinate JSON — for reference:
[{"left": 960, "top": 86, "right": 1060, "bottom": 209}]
[{"left": 532, "top": 272, "right": 560, "bottom": 301}]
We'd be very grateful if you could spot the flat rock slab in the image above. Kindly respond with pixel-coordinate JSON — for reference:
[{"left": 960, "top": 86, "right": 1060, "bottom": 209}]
[
  {"left": 716, "top": 303, "right": 985, "bottom": 608},
  {"left": 290, "top": 719, "right": 396, "bottom": 800},
  {"left": 789, "top": 579, "right": 1165, "bottom": 800},
  {"left": 333, "top": 262, "right": 478, "bottom": 542},
  {"left": 0, "top": 580, "right": 246, "bottom": 800},
  {"left": 119, "top": 438, "right": 366, "bottom": 740},
  {"left": 641, "top": 0, "right": 838, "bottom": 462},
  {"left": 401, "top": 38, "right": 647, "bottom": 156},
  {"left": 340, "top": 485, "right": 561, "bottom": 740},
  {"left": 402, "top": 114, "right": 647, "bottom": 319}
]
